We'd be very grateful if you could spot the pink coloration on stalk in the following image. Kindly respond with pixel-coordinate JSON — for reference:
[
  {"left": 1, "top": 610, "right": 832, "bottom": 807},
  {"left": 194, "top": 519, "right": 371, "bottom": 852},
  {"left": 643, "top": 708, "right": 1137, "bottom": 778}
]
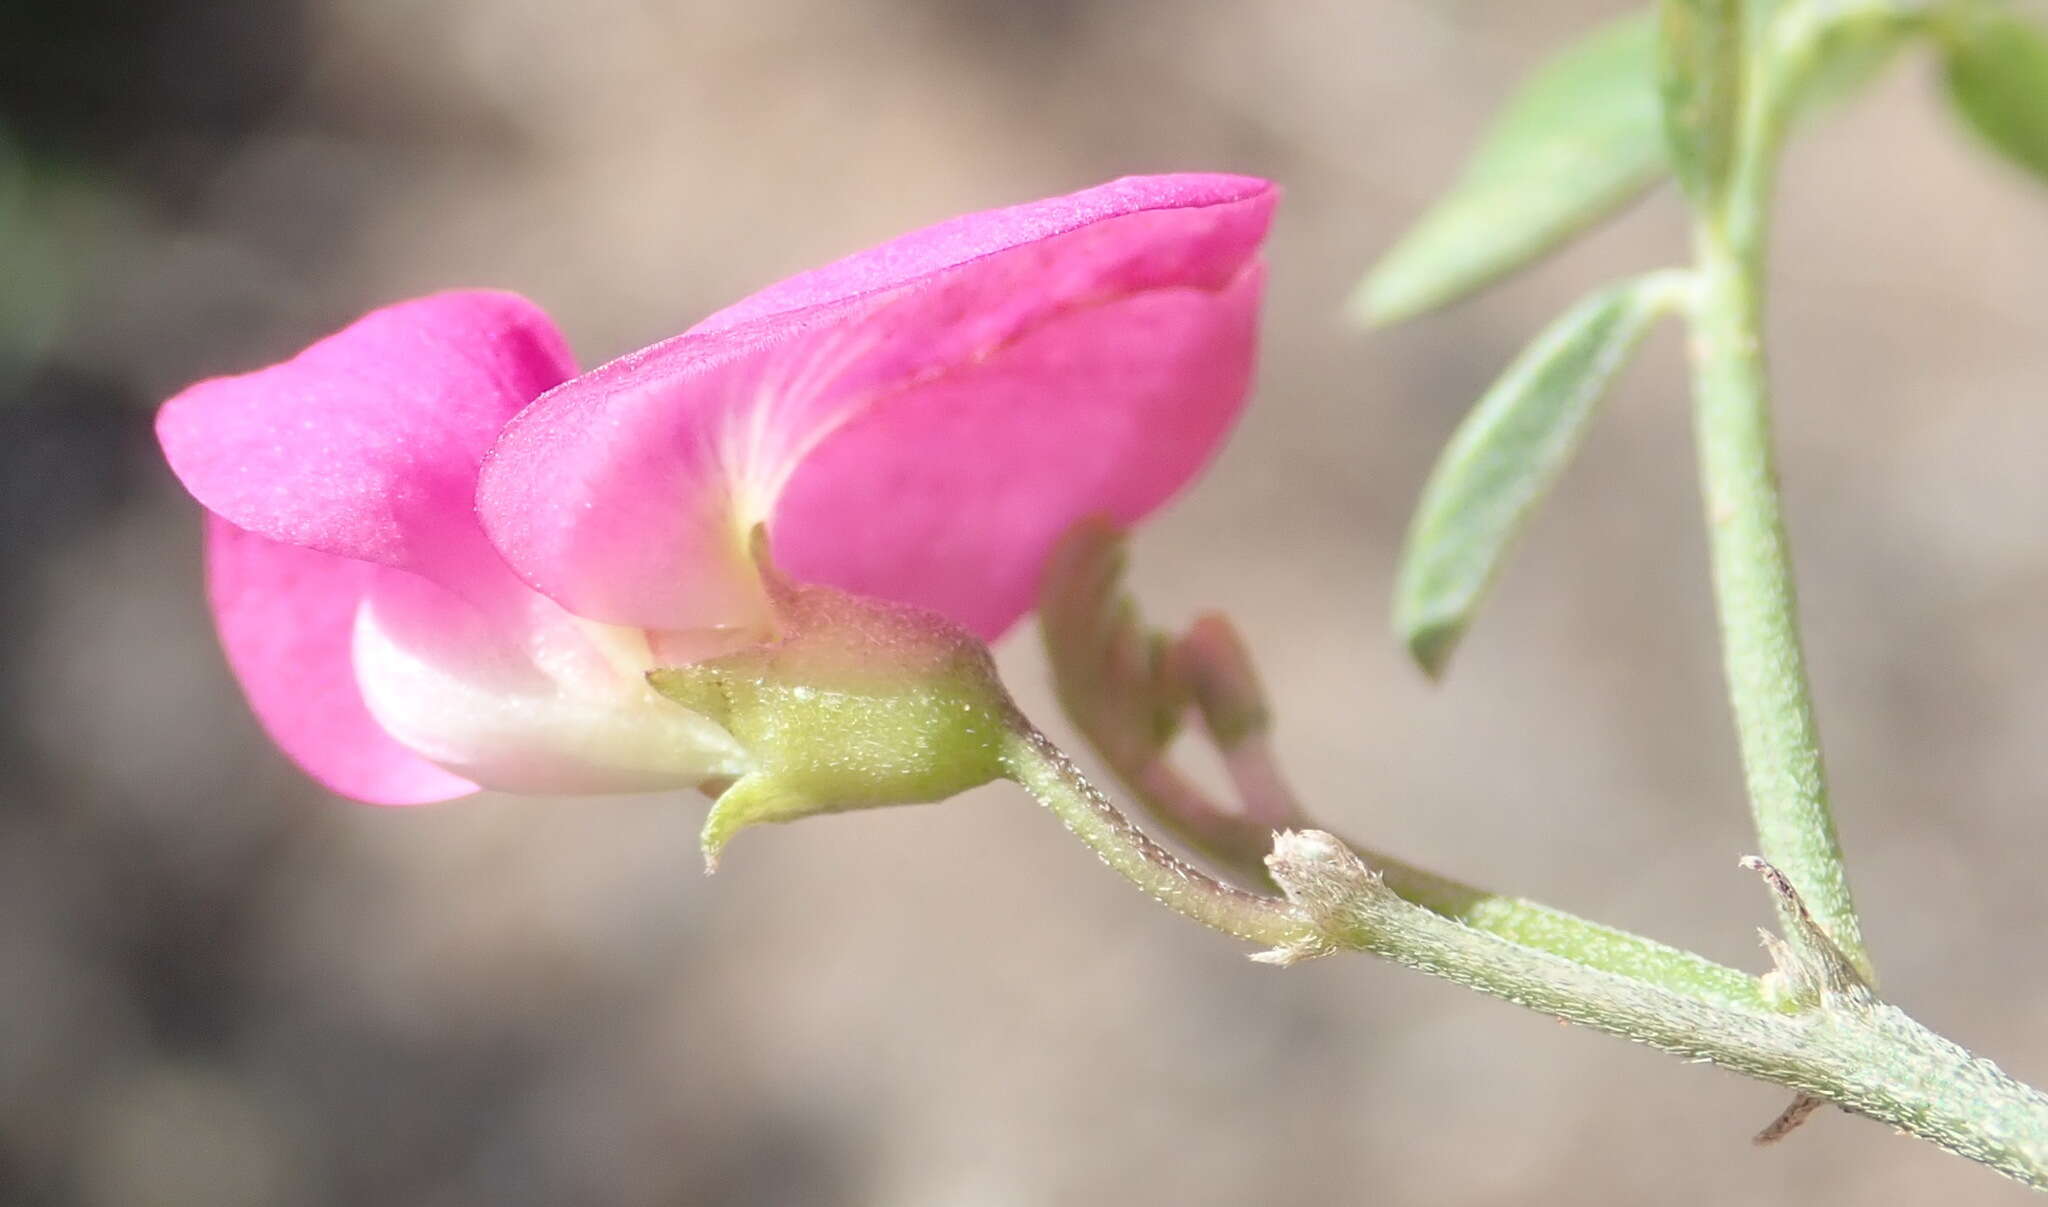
[{"left": 157, "top": 174, "right": 1277, "bottom": 804}]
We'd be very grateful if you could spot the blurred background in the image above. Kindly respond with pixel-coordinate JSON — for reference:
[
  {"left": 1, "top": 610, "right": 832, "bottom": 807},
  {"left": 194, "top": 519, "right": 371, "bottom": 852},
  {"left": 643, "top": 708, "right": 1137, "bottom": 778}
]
[{"left": 5, "top": 1, "right": 2048, "bottom": 1203}]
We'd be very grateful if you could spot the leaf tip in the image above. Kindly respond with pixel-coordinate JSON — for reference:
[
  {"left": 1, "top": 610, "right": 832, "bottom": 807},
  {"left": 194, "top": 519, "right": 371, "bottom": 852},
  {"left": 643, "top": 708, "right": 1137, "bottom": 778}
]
[
  {"left": 1346, "top": 276, "right": 1398, "bottom": 329},
  {"left": 1354, "top": 255, "right": 1449, "bottom": 329},
  {"left": 1399, "top": 614, "right": 1463, "bottom": 681}
]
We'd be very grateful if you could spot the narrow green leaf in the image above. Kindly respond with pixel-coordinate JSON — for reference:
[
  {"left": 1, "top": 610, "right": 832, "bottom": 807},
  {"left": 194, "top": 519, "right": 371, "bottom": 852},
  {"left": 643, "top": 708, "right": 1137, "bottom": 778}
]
[
  {"left": 1394, "top": 273, "right": 1685, "bottom": 677},
  {"left": 1942, "top": 11, "right": 2048, "bottom": 184},
  {"left": 1658, "top": 0, "right": 1745, "bottom": 207},
  {"left": 1354, "top": 14, "right": 1663, "bottom": 327},
  {"left": 1770, "top": 2, "right": 1917, "bottom": 124}
]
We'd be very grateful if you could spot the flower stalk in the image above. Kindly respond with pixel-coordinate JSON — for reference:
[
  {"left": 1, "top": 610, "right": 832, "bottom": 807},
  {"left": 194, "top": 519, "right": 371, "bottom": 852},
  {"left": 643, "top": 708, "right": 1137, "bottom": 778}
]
[
  {"left": 1038, "top": 521, "right": 1768, "bottom": 1011},
  {"left": 1000, "top": 726, "right": 1308, "bottom": 946}
]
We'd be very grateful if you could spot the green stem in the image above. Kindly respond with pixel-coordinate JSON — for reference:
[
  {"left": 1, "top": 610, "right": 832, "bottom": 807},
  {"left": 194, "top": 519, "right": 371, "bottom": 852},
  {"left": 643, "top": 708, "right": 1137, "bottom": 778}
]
[
  {"left": 1117, "top": 744, "right": 1766, "bottom": 1011},
  {"left": 1040, "top": 530, "right": 1766, "bottom": 1009},
  {"left": 1000, "top": 726, "right": 1311, "bottom": 947},
  {"left": 1263, "top": 833, "right": 2048, "bottom": 1191},
  {"left": 1681, "top": 16, "right": 1871, "bottom": 978},
  {"left": 1365, "top": 848, "right": 1767, "bottom": 1010},
  {"left": 1001, "top": 733, "right": 2048, "bottom": 1190}
]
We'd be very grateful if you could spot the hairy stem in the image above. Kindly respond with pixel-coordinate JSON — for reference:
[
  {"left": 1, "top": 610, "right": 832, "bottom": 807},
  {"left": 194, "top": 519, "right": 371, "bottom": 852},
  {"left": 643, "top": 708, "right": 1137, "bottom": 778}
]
[
  {"left": 1002, "top": 730, "right": 2048, "bottom": 1189},
  {"left": 1681, "top": 15, "right": 1870, "bottom": 978},
  {"left": 1106, "top": 743, "right": 1766, "bottom": 1010},
  {"left": 1000, "top": 726, "right": 1310, "bottom": 947},
  {"left": 1262, "top": 833, "right": 2048, "bottom": 1190},
  {"left": 1039, "top": 531, "right": 1765, "bottom": 1009}
]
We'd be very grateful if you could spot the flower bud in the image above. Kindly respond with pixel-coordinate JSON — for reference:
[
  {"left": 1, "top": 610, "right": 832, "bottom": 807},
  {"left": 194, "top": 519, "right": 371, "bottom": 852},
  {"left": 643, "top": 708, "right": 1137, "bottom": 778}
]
[{"left": 1170, "top": 613, "right": 1272, "bottom": 752}]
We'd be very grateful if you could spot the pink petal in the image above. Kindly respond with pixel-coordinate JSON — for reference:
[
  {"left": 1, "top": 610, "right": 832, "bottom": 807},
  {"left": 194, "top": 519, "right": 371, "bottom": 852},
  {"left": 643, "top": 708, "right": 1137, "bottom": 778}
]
[
  {"left": 775, "top": 263, "right": 1265, "bottom": 640},
  {"left": 159, "top": 290, "right": 574, "bottom": 589},
  {"left": 475, "top": 330, "right": 775, "bottom": 635},
  {"left": 206, "top": 516, "right": 476, "bottom": 805},
  {"left": 211, "top": 511, "right": 746, "bottom": 803},
  {"left": 171, "top": 291, "right": 738, "bottom": 803},
  {"left": 691, "top": 173, "right": 1275, "bottom": 335},
  {"left": 479, "top": 175, "right": 1276, "bottom": 636},
  {"left": 351, "top": 565, "right": 748, "bottom": 796}
]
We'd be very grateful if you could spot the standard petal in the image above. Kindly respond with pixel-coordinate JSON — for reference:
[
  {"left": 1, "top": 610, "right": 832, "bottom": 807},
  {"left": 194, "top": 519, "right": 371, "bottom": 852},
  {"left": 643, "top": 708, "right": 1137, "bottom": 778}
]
[
  {"left": 206, "top": 516, "right": 476, "bottom": 805},
  {"left": 352, "top": 562, "right": 750, "bottom": 796},
  {"left": 691, "top": 173, "right": 1275, "bottom": 334},
  {"left": 775, "top": 263, "right": 1265, "bottom": 640},
  {"left": 158, "top": 290, "right": 574, "bottom": 588},
  {"left": 479, "top": 175, "right": 1276, "bottom": 635}
]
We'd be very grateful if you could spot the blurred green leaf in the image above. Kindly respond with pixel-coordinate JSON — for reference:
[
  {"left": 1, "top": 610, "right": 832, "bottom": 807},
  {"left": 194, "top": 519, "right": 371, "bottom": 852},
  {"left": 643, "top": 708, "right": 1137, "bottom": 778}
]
[
  {"left": 0, "top": 132, "right": 70, "bottom": 382},
  {"left": 1354, "top": 14, "right": 1664, "bottom": 327},
  {"left": 1659, "top": 0, "right": 1745, "bottom": 207},
  {"left": 1771, "top": 3, "right": 1915, "bottom": 123},
  {"left": 1942, "top": 10, "right": 2048, "bottom": 184},
  {"left": 1394, "top": 273, "right": 1684, "bottom": 677}
]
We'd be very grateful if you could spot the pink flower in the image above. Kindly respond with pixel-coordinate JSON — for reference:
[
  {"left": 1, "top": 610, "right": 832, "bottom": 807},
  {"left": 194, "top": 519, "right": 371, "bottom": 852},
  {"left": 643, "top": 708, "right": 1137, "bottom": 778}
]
[{"left": 157, "top": 174, "right": 1276, "bottom": 805}]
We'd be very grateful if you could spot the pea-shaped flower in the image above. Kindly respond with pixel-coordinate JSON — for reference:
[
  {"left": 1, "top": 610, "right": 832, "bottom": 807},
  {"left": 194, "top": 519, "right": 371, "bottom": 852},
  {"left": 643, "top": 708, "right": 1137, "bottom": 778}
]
[{"left": 157, "top": 174, "right": 1276, "bottom": 818}]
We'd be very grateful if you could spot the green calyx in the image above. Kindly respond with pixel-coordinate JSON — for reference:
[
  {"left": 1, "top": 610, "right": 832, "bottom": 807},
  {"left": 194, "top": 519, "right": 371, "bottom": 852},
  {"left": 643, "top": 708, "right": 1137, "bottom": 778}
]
[{"left": 649, "top": 541, "right": 1018, "bottom": 869}]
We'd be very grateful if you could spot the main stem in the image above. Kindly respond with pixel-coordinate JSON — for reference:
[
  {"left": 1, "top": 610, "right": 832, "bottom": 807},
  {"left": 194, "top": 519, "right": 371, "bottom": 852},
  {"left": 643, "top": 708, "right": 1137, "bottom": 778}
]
[
  {"left": 1002, "top": 732, "right": 2048, "bottom": 1189},
  {"left": 1270, "top": 834, "right": 2048, "bottom": 1190},
  {"left": 1119, "top": 750, "right": 1767, "bottom": 1010},
  {"left": 1683, "top": 54, "right": 1870, "bottom": 978}
]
